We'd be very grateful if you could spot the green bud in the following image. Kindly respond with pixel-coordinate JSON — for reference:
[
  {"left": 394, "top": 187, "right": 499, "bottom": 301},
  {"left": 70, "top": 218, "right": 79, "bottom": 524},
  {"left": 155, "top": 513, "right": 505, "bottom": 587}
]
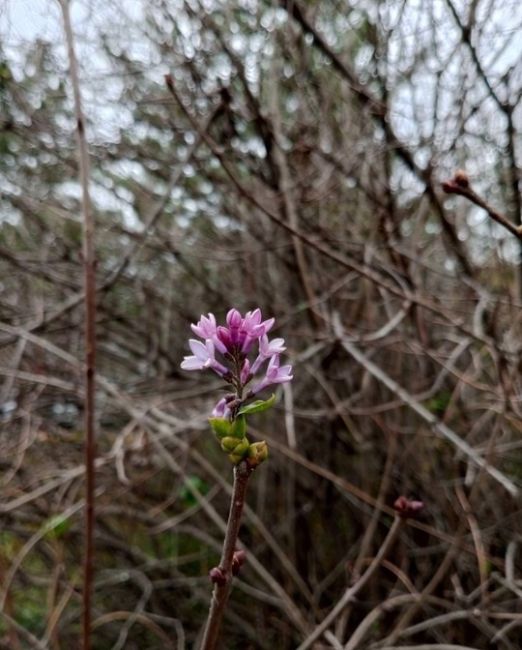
[
  {"left": 247, "top": 441, "right": 269, "bottom": 468},
  {"left": 227, "top": 437, "right": 250, "bottom": 464},
  {"left": 221, "top": 436, "right": 250, "bottom": 455},
  {"left": 229, "top": 415, "right": 247, "bottom": 439},
  {"left": 209, "top": 417, "right": 232, "bottom": 440},
  {"left": 220, "top": 436, "right": 241, "bottom": 452}
]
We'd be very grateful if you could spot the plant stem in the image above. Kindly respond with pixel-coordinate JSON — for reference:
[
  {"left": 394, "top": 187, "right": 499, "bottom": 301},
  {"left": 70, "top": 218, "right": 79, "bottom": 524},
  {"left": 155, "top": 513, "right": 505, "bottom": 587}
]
[
  {"left": 59, "top": 2, "right": 97, "bottom": 649},
  {"left": 200, "top": 462, "right": 253, "bottom": 650}
]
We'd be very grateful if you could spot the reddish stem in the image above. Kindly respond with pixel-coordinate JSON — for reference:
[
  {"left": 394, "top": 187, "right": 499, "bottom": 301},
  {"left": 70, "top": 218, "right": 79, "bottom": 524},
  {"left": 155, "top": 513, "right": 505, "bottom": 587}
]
[
  {"left": 59, "top": 2, "right": 97, "bottom": 648},
  {"left": 442, "top": 172, "right": 522, "bottom": 241},
  {"left": 200, "top": 462, "right": 253, "bottom": 650}
]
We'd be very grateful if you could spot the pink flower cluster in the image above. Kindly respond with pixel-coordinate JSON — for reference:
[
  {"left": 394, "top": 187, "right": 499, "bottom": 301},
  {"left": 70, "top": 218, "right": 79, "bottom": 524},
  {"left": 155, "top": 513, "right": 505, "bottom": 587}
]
[{"left": 181, "top": 308, "right": 293, "bottom": 412}]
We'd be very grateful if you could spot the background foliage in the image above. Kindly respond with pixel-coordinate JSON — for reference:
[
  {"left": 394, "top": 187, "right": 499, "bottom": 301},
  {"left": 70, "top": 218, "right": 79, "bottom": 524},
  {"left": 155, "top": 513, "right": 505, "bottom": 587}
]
[{"left": 1, "top": 0, "right": 522, "bottom": 647}]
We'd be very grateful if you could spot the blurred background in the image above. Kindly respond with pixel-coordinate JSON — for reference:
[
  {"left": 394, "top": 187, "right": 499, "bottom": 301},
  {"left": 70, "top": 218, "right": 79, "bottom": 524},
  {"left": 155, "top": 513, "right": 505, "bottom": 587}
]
[{"left": 1, "top": 0, "right": 522, "bottom": 647}]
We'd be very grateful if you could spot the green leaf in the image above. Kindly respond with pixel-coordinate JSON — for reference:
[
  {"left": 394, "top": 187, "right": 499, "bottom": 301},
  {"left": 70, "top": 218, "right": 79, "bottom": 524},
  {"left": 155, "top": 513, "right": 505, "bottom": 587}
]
[
  {"left": 237, "top": 394, "right": 276, "bottom": 416},
  {"left": 208, "top": 417, "right": 232, "bottom": 439}
]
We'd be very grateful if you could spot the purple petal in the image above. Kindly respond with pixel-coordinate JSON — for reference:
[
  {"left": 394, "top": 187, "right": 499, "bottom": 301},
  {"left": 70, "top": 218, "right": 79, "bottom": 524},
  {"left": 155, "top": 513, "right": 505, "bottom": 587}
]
[
  {"left": 190, "top": 313, "right": 218, "bottom": 339},
  {"left": 212, "top": 397, "right": 231, "bottom": 418},
  {"left": 226, "top": 308, "right": 242, "bottom": 328},
  {"left": 250, "top": 354, "right": 265, "bottom": 376},
  {"left": 189, "top": 339, "right": 210, "bottom": 360},
  {"left": 217, "top": 326, "right": 232, "bottom": 351},
  {"left": 270, "top": 338, "right": 286, "bottom": 352},
  {"left": 247, "top": 308, "right": 261, "bottom": 325},
  {"left": 191, "top": 324, "right": 205, "bottom": 338},
  {"left": 212, "top": 335, "right": 228, "bottom": 354},
  {"left": 265, "top": 354, "right": 280, "bottom": 377},
  {"left": 240, "top": 358, "right": 251, "bottom": 384},
  {"left": 274, "top": 365, "right": 293, "bottom": 383},
  {"left": 250, "top": 378, "right": 268, "bottom": 395},
  {"left": 209, "top": 359, "right": 229, "bottom": 377},
  {"left": 181, "top": 356, "right": 204, "bottom": 370},
  {"left": 261, "top": 317, "right": 275, "bottom": 334}
]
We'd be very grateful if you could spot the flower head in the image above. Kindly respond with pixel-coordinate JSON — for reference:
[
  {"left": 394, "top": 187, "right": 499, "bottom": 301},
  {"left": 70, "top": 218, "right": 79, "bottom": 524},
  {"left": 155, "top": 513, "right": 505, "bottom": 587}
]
[
  {"left": 181, "top": 308, "right": 292, "bottom": 412},
  {"left": 183, "top": 308, "right": 292, "bottom": 466}
]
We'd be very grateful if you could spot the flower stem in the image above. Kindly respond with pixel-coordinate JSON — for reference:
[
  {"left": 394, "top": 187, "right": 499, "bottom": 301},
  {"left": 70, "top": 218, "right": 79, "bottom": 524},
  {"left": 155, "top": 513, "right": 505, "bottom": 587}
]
[{"left": 200, "top": 462, "right": 253, "bottom": 650}]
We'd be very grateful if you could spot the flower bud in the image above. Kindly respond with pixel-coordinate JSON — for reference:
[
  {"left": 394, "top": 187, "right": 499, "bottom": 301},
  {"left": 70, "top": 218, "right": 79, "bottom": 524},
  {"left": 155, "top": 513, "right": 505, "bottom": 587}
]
[
  {"left": 209, "top": 567, "right": 227, "bottom": 586},
  {"left": 393, "top": 495, "right": 424, "bottom": 519},
  {"left": 227, "top": 437, "right": 250, "bottom": 464},
  {"left": 246, "top": 440, "right": 269, "bottom": 468},
  {"left": 226, "top": 308, "right": 242, "bottom": 329},
  {"left": 454, "top": 169, "right": 469, "bottom": 188},
  {"left": 220, "top": 436, "right": 242, "bottom": 452},
  {"left": 232, "top": 549, "right": 247, "bottom": 575},
  {"left": 216, "top": 326, "right": 232, "bottom": 351}
]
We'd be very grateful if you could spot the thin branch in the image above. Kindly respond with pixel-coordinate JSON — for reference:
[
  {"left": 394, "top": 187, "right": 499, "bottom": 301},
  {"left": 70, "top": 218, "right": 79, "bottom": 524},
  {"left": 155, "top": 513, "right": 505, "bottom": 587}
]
[
  {"left": 444, "top": 0, "right": 522, "bottom": 248},
  {"left": 58, "top": 2, "right": 97, "bottom": 649},
  {"left": 0, "top": 612, "right": 47, "bottom": 650},
  {"left": 267, "top": 56, "right": 323, "bottom": 329},
  {"left": 297, "top": 516, "right": 403, "bottom": 650},
  {"left": 200, "top": 462, "right": 253, "bottom": 650},
  {"left": 162, "top": 75, "right": 506, "bottom": 357},
  {"left": 377, "top": 646, "right": 487, "bottom": 650},
  {"left": 257, "top": 426, "right": 503, "bottom": 563},
  {"left": 336, "top": 423, "right": 398, "bottom": 641},
  {"left": 442, "top": 171, "right": 522, "bottom": 240},
  {"left": 100, "top": 101, "right": 222, "bottom": 292},
  {"left": 344, "top": 593, "right": 423, "bottom": 650},
  {"left": 332, "top": 314, "right": 519, "bottom": 497},
  {"left": 278, "top": 0, "right": 474, "bottom": 277}
]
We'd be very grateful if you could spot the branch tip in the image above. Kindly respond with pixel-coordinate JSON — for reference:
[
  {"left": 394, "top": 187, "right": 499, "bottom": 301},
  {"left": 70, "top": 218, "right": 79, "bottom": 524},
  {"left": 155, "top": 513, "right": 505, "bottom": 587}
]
[
  {"left": 393, "top": 495, "right": 424, "bottom": 519},
  {"left": 164, "top": 73, "right": 174, "bottom": 91}
]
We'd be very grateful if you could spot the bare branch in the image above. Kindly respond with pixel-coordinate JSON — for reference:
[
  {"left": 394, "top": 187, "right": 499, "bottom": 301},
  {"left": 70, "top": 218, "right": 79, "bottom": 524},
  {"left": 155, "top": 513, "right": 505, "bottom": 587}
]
[
  {"left": 442, "top": 171, "right": 522, "bottom": 240},
  {"left": 332, "top": 314, "right": 519, "bottom": 497}
]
